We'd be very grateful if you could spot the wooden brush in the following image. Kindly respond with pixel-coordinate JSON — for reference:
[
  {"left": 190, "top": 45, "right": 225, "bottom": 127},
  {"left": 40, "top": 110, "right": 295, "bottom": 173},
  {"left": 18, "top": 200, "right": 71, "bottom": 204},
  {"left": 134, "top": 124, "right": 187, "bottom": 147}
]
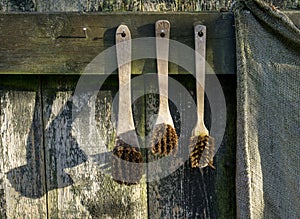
[
  {"left": 189, "top": 25, "right": 215, "bottom": 169},
  {"left": 112, "top": 25, "right": 143, "bottom": 185},
  {"left": 151, "top": 20, "right": 178, "bottom": 156}
]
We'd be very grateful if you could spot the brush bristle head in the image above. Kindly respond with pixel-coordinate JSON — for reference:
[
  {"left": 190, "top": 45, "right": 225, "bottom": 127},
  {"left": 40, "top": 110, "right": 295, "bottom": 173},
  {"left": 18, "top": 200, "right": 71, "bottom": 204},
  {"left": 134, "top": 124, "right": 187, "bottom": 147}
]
[
  {"left": 151, "top": 123, "right": 178, "bottom": 156},
  {"left": 112, "top": 138, "right": 143, "bottom": 186},
  {"left": 189, "top": 134, "right": 215, "bottom": 168}
]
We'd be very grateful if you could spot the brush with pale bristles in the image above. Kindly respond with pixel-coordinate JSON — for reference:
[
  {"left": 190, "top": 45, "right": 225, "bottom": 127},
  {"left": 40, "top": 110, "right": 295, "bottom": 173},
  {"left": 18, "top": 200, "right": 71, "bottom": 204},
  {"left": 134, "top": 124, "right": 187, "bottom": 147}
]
[
  {"left": 112, "top": 25, "right": 143, "bottom": 185},
  {"left": 150, "top": 20, "right": 178, "bottom": 156},
  {"left": 189, "top": 25, "right": 215, "bottom": 169}
]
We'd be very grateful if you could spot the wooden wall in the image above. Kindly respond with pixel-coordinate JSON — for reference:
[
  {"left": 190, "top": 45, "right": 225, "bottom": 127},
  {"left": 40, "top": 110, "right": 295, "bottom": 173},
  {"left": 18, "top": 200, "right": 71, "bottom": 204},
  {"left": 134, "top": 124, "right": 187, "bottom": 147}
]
[
  {"left": 0, "top": 13, "right": 238, "bottom": 218},
  {"left": 0, "top": 74, "right": 236, "bottom": 218},
  {"left": 0, "top": 75, "right": 148, "bottom": 218}
]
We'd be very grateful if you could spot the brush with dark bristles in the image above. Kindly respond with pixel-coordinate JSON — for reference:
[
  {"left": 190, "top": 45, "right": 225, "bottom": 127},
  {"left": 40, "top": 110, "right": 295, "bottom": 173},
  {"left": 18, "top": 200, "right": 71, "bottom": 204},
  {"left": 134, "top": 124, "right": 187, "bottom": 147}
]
[
  {"left": 151, "top": 20, "right": 178, "bottom": 156},
  {"left": 189, "top": 25, "right": 215, "bottom": 169},
  {"left": 112, "top": 137, "right": 143, "bottom": 186},
  {"left": 112, "top": 24, "right": 143, "bottom": 185},
  {"left": 190, "top": 134, "right": 215, "bottom": 168}
]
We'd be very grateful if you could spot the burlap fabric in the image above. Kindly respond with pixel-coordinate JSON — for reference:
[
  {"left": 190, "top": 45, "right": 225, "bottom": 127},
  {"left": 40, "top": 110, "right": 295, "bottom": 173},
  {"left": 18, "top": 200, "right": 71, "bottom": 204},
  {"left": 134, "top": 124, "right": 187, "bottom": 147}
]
[{"left": 233, "top": 1, "right": 300, "bottom": 218}]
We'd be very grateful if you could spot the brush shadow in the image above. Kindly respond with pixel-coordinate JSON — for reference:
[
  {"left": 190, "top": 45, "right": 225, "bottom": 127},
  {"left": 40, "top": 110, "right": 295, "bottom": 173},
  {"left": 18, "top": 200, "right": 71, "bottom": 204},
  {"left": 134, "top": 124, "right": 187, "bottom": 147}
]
[
  {"left": 6, "top": 94, "right": 88, "bottom": 198},
  {"left": 5, "top": 80, "right": 127, "bottom": 199}
]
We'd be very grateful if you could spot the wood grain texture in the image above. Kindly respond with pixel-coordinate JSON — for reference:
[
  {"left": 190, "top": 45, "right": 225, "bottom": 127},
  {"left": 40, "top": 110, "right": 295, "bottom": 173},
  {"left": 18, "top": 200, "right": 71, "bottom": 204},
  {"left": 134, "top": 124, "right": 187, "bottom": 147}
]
[
  {"left": 1, "top": 12, "right": 299, "bottom": 76},
  {"left": 41, "top": 75, "right": 147, "bottom": 218},
  {"left": 0, "top": 75, "right": 147, "bottom": 218},
  {"left": 146, "top": 74, "right": 236, "bottom": 219},
  {"left": 0, "top": 76, "right": 47, "bottom": 218},
  {"left": 0, "top": 13, "right": 235, "bottom": 75}
]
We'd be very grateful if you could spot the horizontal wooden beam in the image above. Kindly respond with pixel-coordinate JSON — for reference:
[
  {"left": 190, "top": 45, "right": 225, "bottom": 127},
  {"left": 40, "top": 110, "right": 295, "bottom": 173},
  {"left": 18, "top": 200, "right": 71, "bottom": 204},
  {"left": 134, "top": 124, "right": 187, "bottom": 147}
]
[
  {"left": 1, "top": 12, "right": 299, "bottom": 75},
  {"left": 0, "top": 13, "right": 235, "bottom": 74}
]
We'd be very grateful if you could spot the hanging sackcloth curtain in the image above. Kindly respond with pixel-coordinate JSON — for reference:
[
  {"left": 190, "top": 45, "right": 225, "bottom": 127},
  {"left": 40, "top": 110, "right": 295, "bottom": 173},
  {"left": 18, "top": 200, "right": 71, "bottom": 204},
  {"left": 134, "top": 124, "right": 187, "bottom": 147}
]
[{"left": 233, "top": 0, "right": 300, "bottom": 218}]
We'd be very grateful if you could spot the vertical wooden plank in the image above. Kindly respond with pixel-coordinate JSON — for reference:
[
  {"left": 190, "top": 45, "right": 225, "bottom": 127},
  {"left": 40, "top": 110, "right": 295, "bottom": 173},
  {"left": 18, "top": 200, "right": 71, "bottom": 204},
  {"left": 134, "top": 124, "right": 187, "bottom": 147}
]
[
  {"left": 146, "top": 75, "right": 196, "bottom": 218},
  {"left": 42, "top": 80, "right": 90, "bottom": 218},
  {"left": 42, "top": 75, "right": 147, "bottom": 218},
  {"left": 146, "top": 75, "right": 236, "bottom": 218},
  {"left": 146, "top": 76, "right": 187, "bottom": 218},
  {"left": 0, "top": 76, "right": 47, "bottom": 218}
]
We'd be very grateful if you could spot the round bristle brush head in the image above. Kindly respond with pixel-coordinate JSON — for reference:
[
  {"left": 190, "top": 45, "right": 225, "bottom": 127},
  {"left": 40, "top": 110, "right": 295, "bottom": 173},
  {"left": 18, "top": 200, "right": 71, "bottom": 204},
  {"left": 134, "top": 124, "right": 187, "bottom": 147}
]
[
  {"left": 151, "top": 123, "right": 178, "bottom": 156},
  {"left": 111, "top": 138, "right": 143, "bottom": 186},
  {"left": 189, "top": 133, "right": 210, "bottom": 168}
]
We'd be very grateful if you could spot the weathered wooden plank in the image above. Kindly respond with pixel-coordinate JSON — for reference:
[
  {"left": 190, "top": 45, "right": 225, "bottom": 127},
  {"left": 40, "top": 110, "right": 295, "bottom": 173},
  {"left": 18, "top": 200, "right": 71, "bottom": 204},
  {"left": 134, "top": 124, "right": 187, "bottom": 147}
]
[
  {"left": 41, "top": 75, "right": 147, "bottom": 218},
  {"left": 1, "top": 11, "right": 298, "bottom": 75},
  {"left": 0, "top": 13, "right": 235, "bottom": 75},
  {"left": 146, "top": 74, "right": 236, "bottom": 218},
  {"left": 0, "top": 11, "right": 299, "bottom": 75},
  {"left": 0, "top": 76, "right": 47, "bottom": 218}
]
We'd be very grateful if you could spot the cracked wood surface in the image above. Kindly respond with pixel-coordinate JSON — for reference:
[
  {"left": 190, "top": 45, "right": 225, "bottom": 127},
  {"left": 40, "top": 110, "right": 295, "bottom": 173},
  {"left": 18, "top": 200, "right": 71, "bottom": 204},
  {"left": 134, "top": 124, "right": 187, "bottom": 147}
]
[{"left": 0, "top": 75, "right": 147, "bottom": 218}]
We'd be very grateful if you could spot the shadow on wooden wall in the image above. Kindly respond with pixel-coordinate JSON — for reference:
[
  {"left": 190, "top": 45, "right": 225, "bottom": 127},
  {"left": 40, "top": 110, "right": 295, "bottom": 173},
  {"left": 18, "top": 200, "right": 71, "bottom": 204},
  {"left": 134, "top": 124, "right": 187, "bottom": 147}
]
[{"left": 6, "top": 94, "right": 88, "bottom": 199}]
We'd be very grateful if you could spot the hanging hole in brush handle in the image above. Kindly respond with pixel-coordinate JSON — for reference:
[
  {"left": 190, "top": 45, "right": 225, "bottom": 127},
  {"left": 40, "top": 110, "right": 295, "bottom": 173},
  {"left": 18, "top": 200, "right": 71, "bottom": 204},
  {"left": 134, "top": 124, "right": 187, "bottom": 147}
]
[
  {"left": 121, "top": 29, "right": 126, "bottom": 38},
  {"left": 156, "top": 20, "right": 170, "bottom": 40},
  {"left": 198, "top": 30, "right": 204, "bottom": 37}
]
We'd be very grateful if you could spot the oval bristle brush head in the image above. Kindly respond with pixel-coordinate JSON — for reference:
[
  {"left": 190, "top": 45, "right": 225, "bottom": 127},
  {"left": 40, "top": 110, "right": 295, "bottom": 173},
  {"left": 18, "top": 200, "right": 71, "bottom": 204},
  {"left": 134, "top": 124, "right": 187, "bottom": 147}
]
[
  {"left": 111, "top": 138, "right": 143, "bottom": 186},
  {"left": 189, "top": 133, "right": 215, "bottom": 169},
  {"left": 151, "top": 123, "right": 178, "bottom": 156}
]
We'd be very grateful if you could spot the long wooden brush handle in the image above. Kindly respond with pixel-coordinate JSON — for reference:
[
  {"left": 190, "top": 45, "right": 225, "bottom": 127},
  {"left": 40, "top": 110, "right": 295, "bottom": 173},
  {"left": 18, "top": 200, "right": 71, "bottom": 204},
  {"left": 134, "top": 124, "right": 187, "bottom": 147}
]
[
  {"left": 116, "top": 25, "right": 134, "bottom": 135},
  {"left": 156, "top": 20, "right": 170, "bottom": 116},
  {"left": 195, "top": 25, "right": 207, "bottom": 127}
]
